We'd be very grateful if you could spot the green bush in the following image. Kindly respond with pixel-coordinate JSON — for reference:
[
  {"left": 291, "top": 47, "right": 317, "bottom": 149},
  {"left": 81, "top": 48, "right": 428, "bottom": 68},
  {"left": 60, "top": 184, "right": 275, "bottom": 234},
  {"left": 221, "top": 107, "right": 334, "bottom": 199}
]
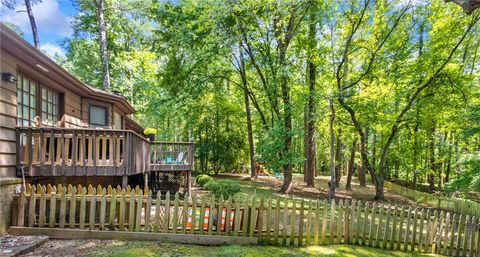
[
  {"left": 196, "top": 174, "right": 213, "bottom": 187},
  {"left": 204, "top": 179, "right": 241, "bottom": 199}
]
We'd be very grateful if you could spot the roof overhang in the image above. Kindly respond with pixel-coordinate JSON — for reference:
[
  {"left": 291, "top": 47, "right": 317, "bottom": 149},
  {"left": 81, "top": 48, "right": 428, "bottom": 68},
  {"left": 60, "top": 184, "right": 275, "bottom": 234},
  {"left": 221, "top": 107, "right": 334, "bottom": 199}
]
[{"left": 0, "top": 23, "right": 135, "bottom": 114}]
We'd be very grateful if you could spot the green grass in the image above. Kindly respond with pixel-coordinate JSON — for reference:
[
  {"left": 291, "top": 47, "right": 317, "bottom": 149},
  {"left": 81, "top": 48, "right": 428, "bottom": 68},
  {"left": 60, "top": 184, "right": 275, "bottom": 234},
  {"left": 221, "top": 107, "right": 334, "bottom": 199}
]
[{"left": 86, "top": 241, "right": 440, "bottom": 257}]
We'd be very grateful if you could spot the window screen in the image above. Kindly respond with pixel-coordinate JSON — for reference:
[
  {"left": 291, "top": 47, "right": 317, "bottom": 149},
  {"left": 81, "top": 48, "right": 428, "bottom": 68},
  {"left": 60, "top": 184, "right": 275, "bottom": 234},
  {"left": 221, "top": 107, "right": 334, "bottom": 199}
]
[{"left": 89, "top": 105, "right": 107, "bottom": 127}]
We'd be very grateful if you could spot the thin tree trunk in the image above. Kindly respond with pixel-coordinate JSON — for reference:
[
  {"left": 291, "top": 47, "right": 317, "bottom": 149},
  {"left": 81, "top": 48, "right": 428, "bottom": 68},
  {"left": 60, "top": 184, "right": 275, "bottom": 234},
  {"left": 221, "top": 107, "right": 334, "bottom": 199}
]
[
  {"left": 328, "top": 98, "right": 336, "bottom": 201},
  {"left": 239, "top": 42, "right": 256, "bottom": 178},
  {"left": 305, "top": 5, "right": 317, "bottom": 187},
  {"left": 371, "top": 130, "right": 377, "bottom": 183},
  {"left": 24, "top": 0, "right": 39, "bottom": 48},
  {"left": 412, "top": 108, "right": 419, "bottom": 188},
  {"left": 94, "top": 0, "right": 110, "bottom": 91},
  {"left": 428, "top": 121, "right": 436, "bottom": 192},
  {"left": 346, "top": 138, "right": 357, "bottom": 191},
  {"left": 445, "top": 132, "right": 453, "bottom": 182},
  {"left": 335, "top": 129, "right": 342, "bottom": 188}
]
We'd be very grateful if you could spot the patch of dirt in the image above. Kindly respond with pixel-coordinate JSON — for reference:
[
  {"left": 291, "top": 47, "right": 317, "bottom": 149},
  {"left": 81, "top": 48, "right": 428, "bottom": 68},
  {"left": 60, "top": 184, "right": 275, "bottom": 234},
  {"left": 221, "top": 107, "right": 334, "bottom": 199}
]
[{"left": 218, "top": 173, "right": 431, "bottom": 209}]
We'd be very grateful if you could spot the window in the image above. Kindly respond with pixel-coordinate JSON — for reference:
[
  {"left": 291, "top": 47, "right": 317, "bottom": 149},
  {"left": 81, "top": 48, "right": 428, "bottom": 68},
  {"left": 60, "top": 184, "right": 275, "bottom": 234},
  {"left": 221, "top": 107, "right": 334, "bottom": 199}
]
[
  {"left": 89, "top": 105, "right": 107, "bottom": 127},
  {"left": 17, "top": 75, "right": 37, "bottom": 127},
  {"left": 114, "top": 112, "right": 122, "bottom": 129},
  {"left": 41, "top": 87, "right": 58, "bottom": 126}
]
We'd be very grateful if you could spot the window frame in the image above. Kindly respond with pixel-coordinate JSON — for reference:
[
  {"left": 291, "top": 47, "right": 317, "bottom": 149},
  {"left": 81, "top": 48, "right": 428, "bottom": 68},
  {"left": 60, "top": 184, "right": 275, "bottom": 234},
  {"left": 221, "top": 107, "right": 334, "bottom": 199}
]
[
  {"left": 16, "top": 73, "right": 61, "bottom": 127},
  {"left": 40, "top": 86, "right": 59, "bottom": 126},
  {"left": 88, "top": 105, "right": 108, "bottom": 128}
]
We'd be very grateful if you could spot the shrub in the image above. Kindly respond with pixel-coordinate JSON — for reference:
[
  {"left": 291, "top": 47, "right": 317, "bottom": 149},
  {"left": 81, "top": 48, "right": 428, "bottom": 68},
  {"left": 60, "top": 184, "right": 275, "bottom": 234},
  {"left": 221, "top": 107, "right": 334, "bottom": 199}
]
[
  {"left": 196, "top": 174, "right": 213, "bottom": 187},
  {"left": 204, "top": 179, "right": 241, "bottom": 199},
  {"left": 144, "top": 128, "right": 157, "bottom": 135}
]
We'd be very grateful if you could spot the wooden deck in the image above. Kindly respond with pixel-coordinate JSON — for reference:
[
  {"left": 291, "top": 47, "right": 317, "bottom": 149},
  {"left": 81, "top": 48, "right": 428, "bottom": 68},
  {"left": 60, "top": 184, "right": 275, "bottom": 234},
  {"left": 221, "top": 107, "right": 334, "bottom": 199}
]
[{"left": 16, "top": 127, "right": 194, "bottom": 177}]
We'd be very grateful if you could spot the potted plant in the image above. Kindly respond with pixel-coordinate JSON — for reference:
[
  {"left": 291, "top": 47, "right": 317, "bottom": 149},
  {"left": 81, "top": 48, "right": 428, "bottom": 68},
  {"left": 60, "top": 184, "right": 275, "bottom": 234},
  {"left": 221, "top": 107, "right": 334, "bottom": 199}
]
[{"left": 144, "top": 128, "right": 157, "bottom": 141}]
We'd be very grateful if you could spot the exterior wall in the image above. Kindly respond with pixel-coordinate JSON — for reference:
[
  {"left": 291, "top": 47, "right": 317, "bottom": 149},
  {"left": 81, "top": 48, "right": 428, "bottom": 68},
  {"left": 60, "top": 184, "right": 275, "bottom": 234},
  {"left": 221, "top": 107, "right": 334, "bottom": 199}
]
[{"left": 1, "top": 49, "right": 19, "bottom": 178}]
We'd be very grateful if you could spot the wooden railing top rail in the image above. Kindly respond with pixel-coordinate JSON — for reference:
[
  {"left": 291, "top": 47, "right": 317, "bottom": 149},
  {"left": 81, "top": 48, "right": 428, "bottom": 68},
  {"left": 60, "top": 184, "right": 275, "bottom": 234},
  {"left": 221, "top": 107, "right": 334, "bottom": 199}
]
[{"left": 16, "top": 126, "right": 150, "bottom": 143}]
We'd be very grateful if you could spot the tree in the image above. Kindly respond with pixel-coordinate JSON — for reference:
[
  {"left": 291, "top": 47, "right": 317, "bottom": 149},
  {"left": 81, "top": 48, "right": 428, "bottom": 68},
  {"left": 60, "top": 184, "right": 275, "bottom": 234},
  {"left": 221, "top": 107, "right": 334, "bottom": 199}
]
[
  {"left": 93, "top": 0, "right": 110, "bottom": 91},
  {"left": 2, "top": 0, "right": 40, "bottom": 48}
]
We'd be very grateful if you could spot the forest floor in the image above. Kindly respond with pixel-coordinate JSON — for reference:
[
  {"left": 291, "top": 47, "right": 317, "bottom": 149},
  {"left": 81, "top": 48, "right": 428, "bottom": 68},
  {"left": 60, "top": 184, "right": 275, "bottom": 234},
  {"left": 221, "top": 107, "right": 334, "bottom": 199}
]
[
  {"left": 209, "top": 173, "right": 430, "bottom": 209},
  {"left": 22, "top": 239, "right": 440, "bottom": 257}
]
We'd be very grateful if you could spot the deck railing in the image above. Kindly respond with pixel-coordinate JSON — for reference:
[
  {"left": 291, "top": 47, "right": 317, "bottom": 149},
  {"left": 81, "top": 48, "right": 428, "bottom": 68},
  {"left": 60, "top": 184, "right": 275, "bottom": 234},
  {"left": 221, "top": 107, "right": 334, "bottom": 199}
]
[
  {"left": 16, "top": 127, "right": 193, "bottom": 177},
  {"left": 150, "top": 141, "right": 194, "bottom": 171}
]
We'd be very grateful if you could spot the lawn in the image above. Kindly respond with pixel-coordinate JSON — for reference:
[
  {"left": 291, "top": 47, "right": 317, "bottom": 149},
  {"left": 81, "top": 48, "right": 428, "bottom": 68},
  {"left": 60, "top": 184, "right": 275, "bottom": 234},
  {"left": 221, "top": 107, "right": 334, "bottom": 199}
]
[{"left": 84, "top": 241, "right": 439, "bottom": 257}]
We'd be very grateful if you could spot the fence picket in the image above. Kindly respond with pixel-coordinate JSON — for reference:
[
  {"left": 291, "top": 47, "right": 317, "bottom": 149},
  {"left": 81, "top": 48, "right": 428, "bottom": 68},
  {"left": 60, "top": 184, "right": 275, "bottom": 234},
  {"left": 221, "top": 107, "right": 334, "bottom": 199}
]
[
  {"left": 99, "top": 188, "right": 106, "bottom": 230},
  {"left": 298, "top": 199, "right": 304, "bottom": 246},
  {"left": 200, "top": 195, "right": 206, "bottom": 235},
  {"left": 273, "top": 196, "right": 281, "bottom": 245},
  {"left": 17, "top": 187, "right": 26, "bottom": 227},
  {"left": 329, "top": 200, "right": 336, "bottom": 244},
  {"left": 233, "top": 197, "right": 241, "bottom": 237},
  {"left": 404, "top": 207, "right": 412, "bottom": 251},
  {"left": 361, "top": 202, "right": 369, "bottom": 246},
  {"left": 182, "top": 195, "right": 189, "bottom": 234},
  {"left": 390, "top": 206, "right": 397, "bottom": 250},
  {"left": 449, "top": 213, "right": 457, "bottom": 256},
  {"left": 456, "top": 215, "right": 464, "bottom": 257},
  {"left": 418, "top": 208, "right": 426, "bottom": 251},
  {"left": 217, "top": 196, "right": 224, "bottom": 235},
  {"left": 411, "top": 208, "right": 419, "bottom": 251},
  {"left": 289, "top": 198, "right": 296, "bottom": 246},
  {"left": 79, "top": 187, "right": 86, "bottom": 229},
  {"left": 69, "top": 187, "right": 77, "bottom": 229},
  {"left": 249, "top": 196, "right": 256, "bottom": 238},
  {"left": 109, "top": 189, "right": 117, "bottom": 228},
  {"left": 225, "top": 197, "right": 232, "bottom": 235},
  {"left": 164, "top": 191, "right": 171, "bottom": 233},
  {"left": 314, "top": 200, "right": 320, "bottom": 245},
  {"left": 49, "top": 187, "right": 56, "bottom": 228},
  {"left": 265, "top": 197, "right": 272, "bottom": 243},
  {"left": 39, "top": 186, "right": 46, "bottom": 228},
  {"left": 336, "top": 200, "right": 343, "bottom": 244},
  {"left": 28, "top": 186, "right": 36, "bottom": 227},
  {"left": 306, "top": 200, "right": 313, "bottom": 246},
  {"left": 321, "top": 200, "right": 328, "bottom": 245},
  {"left": 396, "top": 206, "right": 405, "bottom": 250},
  {"left": 119, "top": 190, "right": 126, "bottom": 230},
  {"left": 369, "top": 203, "right": 376, "bottom": 247},
  {"left": 154, "top": 191, "right": 161, "bottom": 232},
  {"left": 282, "top": 197, "right": 288, "bottom": 245},
  {"left": 208, "top": 195, "right": 215, "bottom": 235},
  {"left": 172, "top": 192, "right": 179, "bottom": 234},
  {"left": 59, "top": 186, "right": 67, "bottom": 228},
  {"left": 382, "top": 208, "right": 390, "bottom": 249},
  {"left": 89, "top": 188, "right": 97, "bottom": 230},
  {"left": 355, "top": 201, "right": 362, "bottom": 245},
  {"left": 191, "top": 193, "right": 197, "bottom": 234},
  {"left": 128, "top": 191, "right": 135, "bottom": 232}
]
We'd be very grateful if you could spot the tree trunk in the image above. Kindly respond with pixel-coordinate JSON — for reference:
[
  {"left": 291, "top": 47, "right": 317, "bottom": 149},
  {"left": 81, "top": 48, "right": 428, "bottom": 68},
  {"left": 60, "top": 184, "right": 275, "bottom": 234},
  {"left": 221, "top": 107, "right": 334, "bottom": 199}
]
[
  {"left": 305, "top": 6, "right": 317, "bottom": 187},
  {"left": 328, "top": 98, "right": 336, "bottom": 201},
  {"left": 24, "top": 0, "right": 39, "bottom": 48},
  {"left": 371, "top": 130, "right": 377, "bottom": 183},
  {"left": 94, "top": 0, "right": 110, "bottom": 91},
  {"left": 335, "top": 129, "right": 342, "bottom": 187},
  {"left": 239, "top": 43, "right": 256, "bottom": 178},
  {"left": 413, "top": 107, "right": 419, "bottom": 188},
  {"left": 346, "top": 138, "right": 357, "bottom": 191},
  {"left": 428, "top": 121, "right": 436, "bottom": 192},
  {"left": 445, "top": 132, "right": 453, "bottom": 182}
]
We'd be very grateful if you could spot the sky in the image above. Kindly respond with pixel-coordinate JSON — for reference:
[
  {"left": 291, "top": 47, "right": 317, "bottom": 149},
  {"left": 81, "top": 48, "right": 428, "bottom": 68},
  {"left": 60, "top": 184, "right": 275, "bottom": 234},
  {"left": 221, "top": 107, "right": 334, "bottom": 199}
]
[{"left": 0, "top": 0, "right": 77, "bottom": 58}]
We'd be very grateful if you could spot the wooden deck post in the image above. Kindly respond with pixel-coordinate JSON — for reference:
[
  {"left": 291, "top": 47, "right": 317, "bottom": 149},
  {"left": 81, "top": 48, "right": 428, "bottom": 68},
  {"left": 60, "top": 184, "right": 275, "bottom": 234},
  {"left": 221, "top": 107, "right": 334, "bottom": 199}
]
[
  {"left": 144, "top": 172, "right": 149, "bottom": 189},
  {"left": 122, "top": 175, "right": 128, "bottom": 189}
]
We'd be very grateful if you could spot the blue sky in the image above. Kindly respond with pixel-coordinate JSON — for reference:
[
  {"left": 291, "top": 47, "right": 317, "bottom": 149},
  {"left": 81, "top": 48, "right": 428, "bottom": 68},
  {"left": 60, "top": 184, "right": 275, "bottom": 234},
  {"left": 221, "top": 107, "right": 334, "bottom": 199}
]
[{"left": 0, "top": 0, "right": 77, "bottom": 57}]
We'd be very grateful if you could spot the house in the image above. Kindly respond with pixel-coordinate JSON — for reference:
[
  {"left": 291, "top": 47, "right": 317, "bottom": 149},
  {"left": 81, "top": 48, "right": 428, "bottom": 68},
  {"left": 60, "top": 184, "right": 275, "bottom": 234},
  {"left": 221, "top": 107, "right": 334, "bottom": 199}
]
[{"left": 0, "top": 24, "right": 193, "bottom": 233}]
